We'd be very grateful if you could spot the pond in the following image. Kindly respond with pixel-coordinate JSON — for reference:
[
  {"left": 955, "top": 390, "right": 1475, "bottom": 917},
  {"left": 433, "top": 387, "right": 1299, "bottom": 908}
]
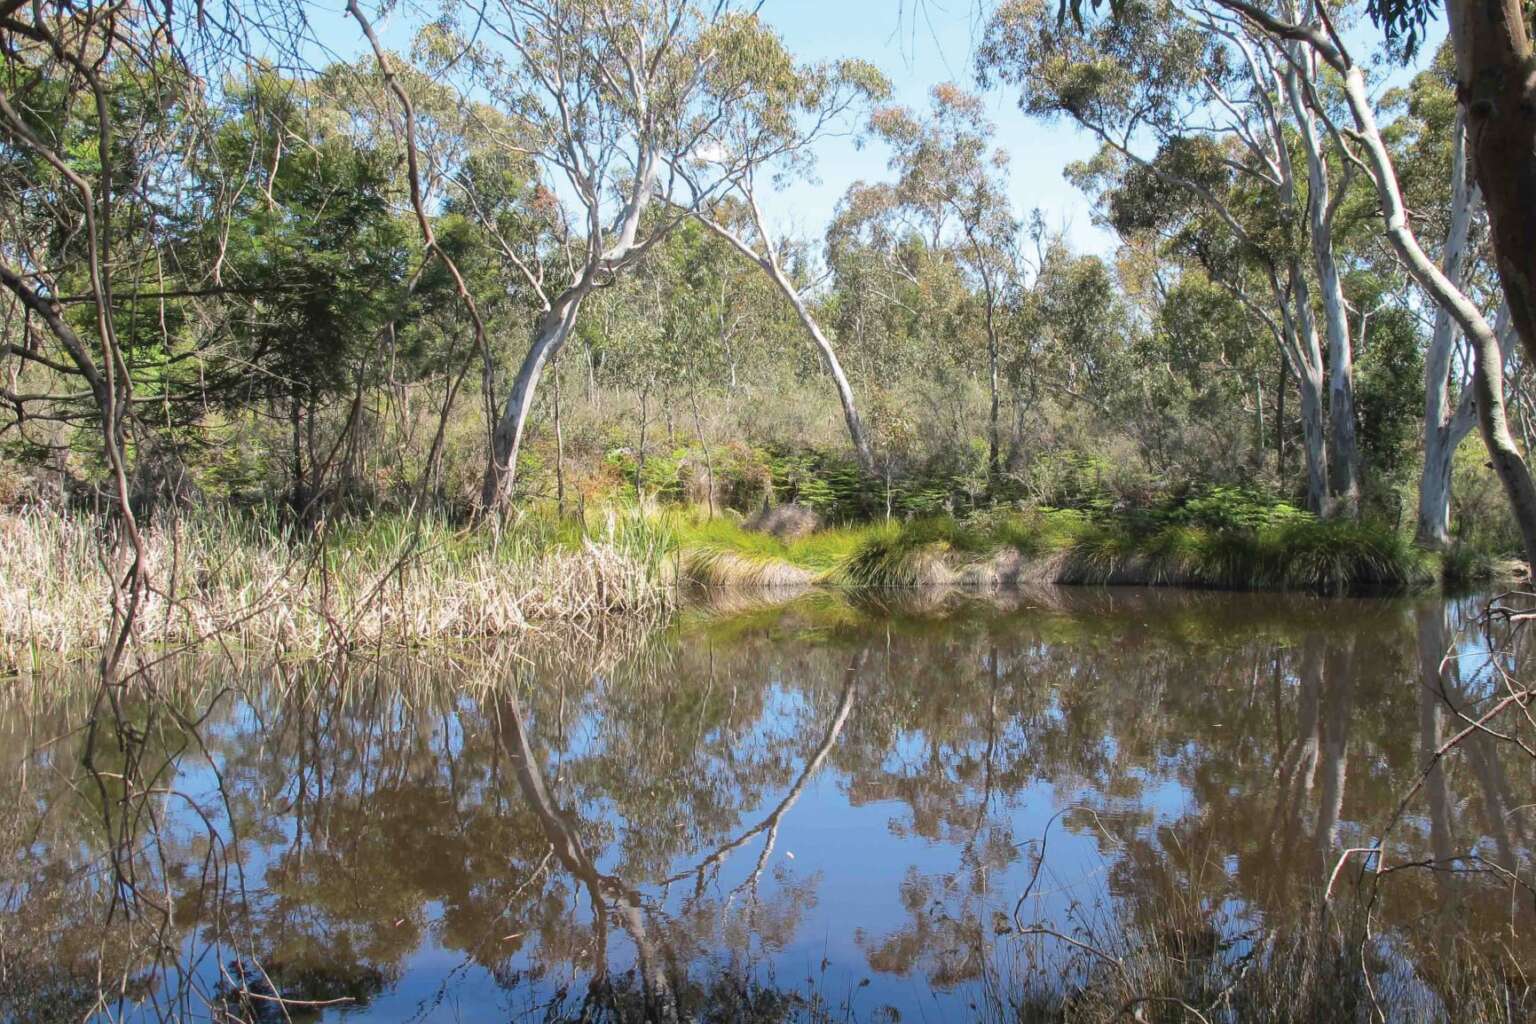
[{"left": 2, "top": 586, "right": 1532, "bottom": 1022}]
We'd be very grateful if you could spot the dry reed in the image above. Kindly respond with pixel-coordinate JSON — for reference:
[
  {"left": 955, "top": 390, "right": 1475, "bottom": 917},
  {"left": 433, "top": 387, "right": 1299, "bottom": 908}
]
[{"left": 0, "top": 508, "right": 676, "bottom": 661}]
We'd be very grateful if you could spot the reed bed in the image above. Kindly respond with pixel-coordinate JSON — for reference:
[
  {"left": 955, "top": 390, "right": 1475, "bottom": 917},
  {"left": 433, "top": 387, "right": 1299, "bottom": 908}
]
[
  {"left": 0, "top": 500, "right": 1484, "bottom": 662},
  {"left": 0, "top": 507, "right": 677, "bottom": 661}
]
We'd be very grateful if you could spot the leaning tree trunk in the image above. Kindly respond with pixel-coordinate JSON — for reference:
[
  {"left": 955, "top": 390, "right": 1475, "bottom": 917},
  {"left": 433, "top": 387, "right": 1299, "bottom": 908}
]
[
  {"left": 481, "top": 293, "right": 586, "bottom": 509},
  {"left": 1332, "top": 60, "right": 1536, "bottom": 573},
  {"left": 1212, "top": 0, "right": 1536, "bottom": 569},
  {"left": 775, "top": 268, "right": 877, "bottom": 474},
  {"left": 1446, "top": 0, "right": 1536, "bottom": 368},
  {"left": 693, "top": 210, "right": 876, "bottom": 473},
  {"left": 1418, "top": 109, "right": 1480, "bottom": 548}
]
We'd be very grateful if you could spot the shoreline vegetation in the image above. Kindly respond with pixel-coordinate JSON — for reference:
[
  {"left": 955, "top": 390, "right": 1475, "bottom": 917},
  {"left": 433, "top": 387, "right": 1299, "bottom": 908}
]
[{"left": 4, "top": 486, "right": 1521, "bottom": 660}]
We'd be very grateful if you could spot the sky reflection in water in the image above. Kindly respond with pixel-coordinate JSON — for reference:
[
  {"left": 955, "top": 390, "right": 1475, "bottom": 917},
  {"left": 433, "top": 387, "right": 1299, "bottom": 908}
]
[{"left": 1, "top": 586, "right": 1529, "bottom": 1022}]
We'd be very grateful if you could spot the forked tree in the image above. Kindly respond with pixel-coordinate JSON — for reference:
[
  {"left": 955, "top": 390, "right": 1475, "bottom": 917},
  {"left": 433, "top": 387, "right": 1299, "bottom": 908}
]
[
  {"left": 360, "top": 0, "right": 823, "bottom": 510},
  {"left": 979, "top": 0, "right": 1360, "bottom": 516}
]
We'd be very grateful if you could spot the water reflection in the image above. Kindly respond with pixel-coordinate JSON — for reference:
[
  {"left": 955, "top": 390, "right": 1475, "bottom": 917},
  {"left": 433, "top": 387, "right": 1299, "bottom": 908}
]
[{"left": 1, "top": 588, "right": 1533, "bottom": 1021}]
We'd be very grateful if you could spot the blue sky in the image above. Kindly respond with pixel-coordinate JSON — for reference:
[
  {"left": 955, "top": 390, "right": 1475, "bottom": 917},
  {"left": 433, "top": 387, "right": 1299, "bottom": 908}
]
[
  {"left": 299, "top": 0, "right": 1114, "bottom": 253},
  {"left": 752, "top": 0, "right": 1116, "bottom": 255},
  {"left": 299, "top": 0, "right": 1445, "bottom": 261}
]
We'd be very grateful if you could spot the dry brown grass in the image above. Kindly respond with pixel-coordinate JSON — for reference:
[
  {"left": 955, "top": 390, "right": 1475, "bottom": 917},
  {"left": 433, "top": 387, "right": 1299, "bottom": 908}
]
[
  {"left": 0, "top": 509, "right": 676, "bottom": 662},
  {"left": 678, "top": 546, "right": 817, "bottom": 588}
]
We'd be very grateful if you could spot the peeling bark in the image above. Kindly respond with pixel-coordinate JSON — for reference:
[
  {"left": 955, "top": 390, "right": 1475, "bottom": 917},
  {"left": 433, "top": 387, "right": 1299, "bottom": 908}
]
[{"left": 1445, "top": 0, "right": 1536, "bottom": 369}]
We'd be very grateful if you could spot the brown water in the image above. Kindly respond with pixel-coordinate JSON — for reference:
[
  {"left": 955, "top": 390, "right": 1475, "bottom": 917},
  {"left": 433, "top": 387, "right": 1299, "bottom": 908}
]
[{"left": 1, "top": 587, "right": 1532, "bottom": 1022}]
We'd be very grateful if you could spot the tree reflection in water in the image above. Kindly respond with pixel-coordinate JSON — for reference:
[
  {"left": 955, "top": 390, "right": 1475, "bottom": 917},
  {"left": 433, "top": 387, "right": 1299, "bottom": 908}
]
[{"left": 0, "top": 587, "right": 1531, "bottom": 1021}]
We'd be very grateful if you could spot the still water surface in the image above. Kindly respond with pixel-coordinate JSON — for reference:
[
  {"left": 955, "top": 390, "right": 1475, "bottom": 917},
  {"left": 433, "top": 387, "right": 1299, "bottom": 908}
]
[{"left": 1, "top": 587, "right": 1531, "bottom": 1021}]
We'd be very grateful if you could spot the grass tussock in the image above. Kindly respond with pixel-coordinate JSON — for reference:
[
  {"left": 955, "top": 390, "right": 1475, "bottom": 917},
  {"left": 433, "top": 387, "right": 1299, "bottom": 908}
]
[
  {"left": 807, "top": 507, "right": 1437, "bottom": 595},
  {"left": 1058, "top": 517, "right": 1436, "bottom": 593},
  {"left": 673, "top": 514, "right": 867, "bottom": 587},
  {"left": 1439, "top": 541, "right": 1528, "bottom": 589},
  {"left": 680, "top": 547, "right": 816, "bottom": 588}
]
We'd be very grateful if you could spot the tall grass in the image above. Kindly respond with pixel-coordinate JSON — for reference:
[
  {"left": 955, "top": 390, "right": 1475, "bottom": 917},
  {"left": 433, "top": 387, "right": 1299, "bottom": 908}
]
[
  {"left": 674, "top": 514, "right": 869, "bottom": 587},
  {"left": 1060, "top": 517, "right": 1436, "bottom": 592},
  {"left": 0, "top": 506, "right": 677, "bottom": 660},
  {"left": 0, "top": 499, "right": 1459, "bottom": 661},
  {"left": 820, "top": 510, "right": 1436, "bottom": 594}
]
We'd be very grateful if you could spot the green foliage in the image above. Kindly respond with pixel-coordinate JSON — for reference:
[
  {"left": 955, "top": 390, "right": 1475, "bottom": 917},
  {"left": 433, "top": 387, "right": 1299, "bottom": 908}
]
[
  {"left": 747, "top": 490, "right": 1433, "bottom": 595},
  {"left": 1451, "top": 443, "right": 1524, "bottom": 554},
  {"left": 203, "top": 73, "right": 412, "bottom": 409},
  {"left": 1354, "top": 303, "right": 1427, "bottom": 486},
  {"left": 675, "top": 515, "right": 870, "bottom": 575},
  {"left": 1160, "top": 485, "right": 1311, "bottom": 531},
  {"left": 2, "top": 11, "right": 1519, "bottom": 587},
  {"left": 1065, "top": 514, "right": 1432, "bottom": 592}
]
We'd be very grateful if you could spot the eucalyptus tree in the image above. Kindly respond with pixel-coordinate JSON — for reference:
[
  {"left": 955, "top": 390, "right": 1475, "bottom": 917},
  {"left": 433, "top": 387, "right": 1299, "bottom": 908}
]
[
  {"left": 1198, "top": 0, "right": 1536, "bottom": 567},
  {"left": 682, "top": 49, "right": 891, "bottom": 473},
  {"left": 1403, "top": 0, "right": 1536, "bottom": 372},
  {"left": 977, "top": 0, "right": 1359, "bottom": 515},
  {"left": 1131, "top": 269, "right": 1275, "bottom": 475},
  {"left": 870, "top": 84, "right": 1023, "bottom": 488},
  {"left": 1047, "top": 0, "right": 1536, "bottom": 462},
  {"left": 1383, "top": 50, "right": 1486, "bottom": 547},
  {"left": 1031, "top": 242, "right": 1136, "bottom": 412},
  {"left": 370, "top": 0, "right": 812, "bottom": 510},
  {"left": 824, "top": 181, "right": 978, "bottom": 474},
  {"left": 1279, "top": 1, "right": 1363, "bottom": 515}
]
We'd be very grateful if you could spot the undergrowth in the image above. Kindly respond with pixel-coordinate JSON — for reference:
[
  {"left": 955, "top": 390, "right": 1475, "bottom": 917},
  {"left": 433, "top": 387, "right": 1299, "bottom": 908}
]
[{"left": 2, "top": 483, "right": 1503, "bottom": 659}]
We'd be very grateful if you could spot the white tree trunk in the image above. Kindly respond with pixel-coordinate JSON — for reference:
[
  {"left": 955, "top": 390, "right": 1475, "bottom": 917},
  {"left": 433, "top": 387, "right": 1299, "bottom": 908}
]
[
  {"left": 1203, "top": 0, "right": 1536, "bottom": 572},
  {"left": 481, "top": 293, "right": 586, "bottom": 508},
  {"left": 1417, "top": 394, "right": 1478, "bottom": 549},
  {"left": 1296, "top": 364, "right": 1330, "bottom": 516},
  {"left": 1334, "top": 63, "right": 1536, "bottom": 572},
  {"left": 479, "top": 145, "right": 662, "bottom": 512},
  {"left": 1418, "top": 108, "right": 1478, "bottom": 548},
  {"left": 1288, "top": 268, "right": 1332, "bottom": 515},
  {"left": 694, "top": 208, "right": 875, "bottom": 473},
  {"left": 1286, "top": 48, "right": 1361, "bottom": 516},
  {"left": 775, "top": 266, "right": 877, "bottom": 473}
]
